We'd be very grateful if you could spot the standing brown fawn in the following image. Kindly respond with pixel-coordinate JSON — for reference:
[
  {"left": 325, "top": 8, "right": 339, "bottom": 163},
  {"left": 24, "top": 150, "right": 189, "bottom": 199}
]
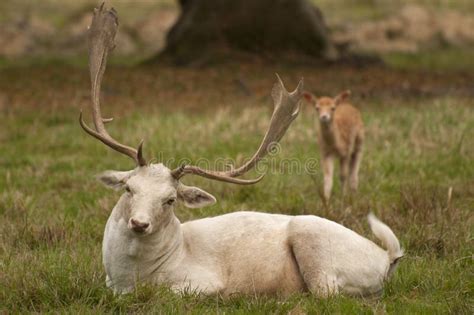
[{"left": 303, "top": 90, "right": 364, "bottom": 200}]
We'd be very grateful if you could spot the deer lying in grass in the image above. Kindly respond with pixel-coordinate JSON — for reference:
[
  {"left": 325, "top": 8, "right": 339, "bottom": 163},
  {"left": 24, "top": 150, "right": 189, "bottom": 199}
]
[
  {"left": 81, "top": 4, "right": 403, "bottom": 297},
  {"left": 303, "top": 90, "right": 364, "bottom": 200}
]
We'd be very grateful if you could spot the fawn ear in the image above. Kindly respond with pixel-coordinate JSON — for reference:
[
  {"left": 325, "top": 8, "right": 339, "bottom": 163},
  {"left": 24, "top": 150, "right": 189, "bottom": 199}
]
[
  {"left": 334, "top": 90, "right": 351, "bottom": 105},
  {"left": 303, "top": 91, "right": 316, "bottom": 103}
]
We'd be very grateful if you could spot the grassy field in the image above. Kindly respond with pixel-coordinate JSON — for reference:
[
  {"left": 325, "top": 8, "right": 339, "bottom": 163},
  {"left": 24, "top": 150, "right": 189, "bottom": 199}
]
[{"left": 0, "top": 61, "right": 473, "bottom": 314}]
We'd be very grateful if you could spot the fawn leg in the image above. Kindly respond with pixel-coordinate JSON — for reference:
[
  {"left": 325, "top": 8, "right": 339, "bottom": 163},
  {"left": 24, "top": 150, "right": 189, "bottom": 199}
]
[
  {"left": 349, "top": 150, "right": 362, "bottom": 191},
  {"left": 349, "top": 136, "right": 363, "bottom": 191},
  {"left": 322, "top": 155, "right": 334, "bottom": 200},
  {"left": 340, "top": 157, "right": 350, "bottom": 195}
]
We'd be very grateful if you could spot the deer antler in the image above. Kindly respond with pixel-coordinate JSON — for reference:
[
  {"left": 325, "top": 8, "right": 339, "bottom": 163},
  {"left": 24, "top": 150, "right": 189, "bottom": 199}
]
[
  {"left": 171, "top": 74, "right": 304, "bottom": 184},
  {"left": 80, "top": 4, "right": 303, "bottom": 182},
  {"left": 79, "top": 3, "right": 146, "bottom": 166}
]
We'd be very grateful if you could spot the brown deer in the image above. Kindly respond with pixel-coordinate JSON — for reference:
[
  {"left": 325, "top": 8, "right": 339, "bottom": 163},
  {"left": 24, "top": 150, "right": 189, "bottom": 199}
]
[{"left": 303, "top": 90, "right": 364, "bottom": 200}]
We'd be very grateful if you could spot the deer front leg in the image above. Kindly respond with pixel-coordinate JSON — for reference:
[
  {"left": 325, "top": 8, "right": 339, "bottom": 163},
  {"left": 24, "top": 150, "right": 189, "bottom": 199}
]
[
  {"left": 170, "top": 267, "right": 224, "bottom": 295},
  {"left": 322, "top": 155, "right": 334, "bottom": 200},
  {"left": 340, "top": 156, "right": 350, "bottom": 195}
]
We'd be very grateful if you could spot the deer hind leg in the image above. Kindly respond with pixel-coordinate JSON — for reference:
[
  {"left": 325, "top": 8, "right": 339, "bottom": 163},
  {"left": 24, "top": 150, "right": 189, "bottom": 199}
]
[
  {"left": 322, "top": 155, "right": 334, "bottom": 200},
  {"left": 349, "top": 137, "right": 363, "bottom": 191},
  {"left": 288, "top": 218, "right": 339, "bottom": 297},
  {"left": 339, "top": 156, "right": 350, "bottom": 196}
]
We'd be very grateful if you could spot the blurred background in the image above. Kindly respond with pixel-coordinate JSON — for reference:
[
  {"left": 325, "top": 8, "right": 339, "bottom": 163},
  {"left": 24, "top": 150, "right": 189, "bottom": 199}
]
[{"left": 1, "top": 0, "right": 474, "bottom": 69}]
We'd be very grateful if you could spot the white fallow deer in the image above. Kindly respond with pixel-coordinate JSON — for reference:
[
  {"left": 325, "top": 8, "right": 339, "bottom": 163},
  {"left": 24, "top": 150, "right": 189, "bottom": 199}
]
[{"left": 80, "top": 4, "right": 403, "bottom": 297}]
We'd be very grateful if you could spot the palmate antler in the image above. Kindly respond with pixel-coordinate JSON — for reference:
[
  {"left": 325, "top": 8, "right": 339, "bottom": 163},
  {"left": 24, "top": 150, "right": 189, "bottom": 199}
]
[
  {"left": 79, "top": 3, "right": 146, "bottom": 166},
  {"left": 80, "top": 4, "right": 304, "bottom": 184},
  {"left": 170, "top": 74, "right": 304, "bottom": 183}
]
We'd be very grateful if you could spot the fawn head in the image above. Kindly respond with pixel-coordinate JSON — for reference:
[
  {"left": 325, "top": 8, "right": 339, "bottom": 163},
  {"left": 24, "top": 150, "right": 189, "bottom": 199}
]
[{"left": 303, "top": 90, "right": 351, "bottom": 124}]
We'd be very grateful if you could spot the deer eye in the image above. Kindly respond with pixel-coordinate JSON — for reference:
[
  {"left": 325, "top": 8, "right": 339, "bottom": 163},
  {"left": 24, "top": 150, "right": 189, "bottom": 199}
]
[
  {"left": 331, "top": 107, "right": 336, "bottom": 111},
  {"left": 164, "top": 198, "right": 176, "bottom": 206},
  {"left": 125, "top": 186, "right": 131, "bottom": 193}
]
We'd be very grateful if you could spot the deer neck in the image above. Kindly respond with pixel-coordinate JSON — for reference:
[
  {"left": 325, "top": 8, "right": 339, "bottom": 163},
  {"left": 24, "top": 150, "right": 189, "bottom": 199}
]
[
  {"left": 103, "top": 197, "right": 184, "bottom": 290},
  {"left": 135, "top": 213, "right": 183, "bottom": 269},
  {"left": 319, "top": 120, "right": 337, "bottom": 145}
]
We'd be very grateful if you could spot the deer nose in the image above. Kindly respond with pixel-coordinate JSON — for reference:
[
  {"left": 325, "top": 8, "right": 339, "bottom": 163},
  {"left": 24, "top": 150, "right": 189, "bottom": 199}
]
[
  {"left": 320, "top": 114, "right": 330, "bottom": 123},
  {"left": 129, "top": 218, "right": 150, "bottom": 233}
]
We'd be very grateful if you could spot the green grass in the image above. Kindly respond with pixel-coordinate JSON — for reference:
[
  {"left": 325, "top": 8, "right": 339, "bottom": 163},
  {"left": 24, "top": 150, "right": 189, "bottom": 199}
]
[
  {"left": 0, "top": 63, "right": 473, "bottom": 313},
  {"left": 383, "top": 47, "right": 474, "bottom": 72}
]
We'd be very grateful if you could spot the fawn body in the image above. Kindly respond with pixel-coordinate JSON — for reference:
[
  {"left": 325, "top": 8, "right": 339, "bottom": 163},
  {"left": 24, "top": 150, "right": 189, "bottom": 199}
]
[{"left": 304, "top": 91, "right": 364, "bottom": 200}]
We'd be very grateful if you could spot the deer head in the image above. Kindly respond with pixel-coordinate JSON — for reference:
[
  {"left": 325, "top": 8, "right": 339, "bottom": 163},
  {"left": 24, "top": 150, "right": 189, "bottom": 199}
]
[
  {"left": 80, "top": 4, "right": 304, "bottom": 235},
  {"left": 303, "top": 90, "right": 351, "bottom": 124}
]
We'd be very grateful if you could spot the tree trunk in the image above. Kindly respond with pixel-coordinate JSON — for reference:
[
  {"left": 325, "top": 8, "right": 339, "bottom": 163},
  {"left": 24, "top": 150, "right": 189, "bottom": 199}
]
[{"left": 158, "top": 0, "right": 333, "bottom": 63}]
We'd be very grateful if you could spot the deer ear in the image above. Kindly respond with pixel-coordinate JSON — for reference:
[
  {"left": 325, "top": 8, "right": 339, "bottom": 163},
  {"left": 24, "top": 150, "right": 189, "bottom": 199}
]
[
  {"left": 302, "top": 91, "right": 316, "bottom": 103},
  {"left": 97, "top": 170, "right": 134, "bottom": 190},
  {"left": 334, "top": 90, "right": 351, "bottom": 105},
  {"left": 177, "top": 183, "right": 216, "bottom": 208}
]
